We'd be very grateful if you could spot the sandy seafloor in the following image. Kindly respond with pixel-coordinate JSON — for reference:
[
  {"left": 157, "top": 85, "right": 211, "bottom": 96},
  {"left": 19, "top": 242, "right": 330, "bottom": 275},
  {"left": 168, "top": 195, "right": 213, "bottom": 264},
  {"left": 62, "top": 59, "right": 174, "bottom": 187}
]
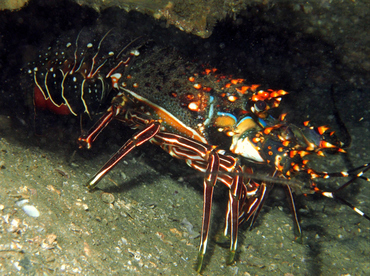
[{"left": 0, "top": 86, "right": 370, "bottom": 276}]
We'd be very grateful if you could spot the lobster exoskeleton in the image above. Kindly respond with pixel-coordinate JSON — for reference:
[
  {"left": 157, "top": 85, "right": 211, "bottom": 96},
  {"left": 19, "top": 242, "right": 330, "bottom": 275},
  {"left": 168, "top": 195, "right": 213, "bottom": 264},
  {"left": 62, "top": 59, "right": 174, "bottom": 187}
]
[{"left": 27, "top": 29, "right": 370, "bottom": 272}]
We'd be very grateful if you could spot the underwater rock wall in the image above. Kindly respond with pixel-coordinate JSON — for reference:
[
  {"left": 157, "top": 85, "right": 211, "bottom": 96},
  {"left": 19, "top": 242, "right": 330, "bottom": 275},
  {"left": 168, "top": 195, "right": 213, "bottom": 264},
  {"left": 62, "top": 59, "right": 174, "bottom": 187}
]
[{"left": 3, "top": 0, "right": 368, "bottom": 84}]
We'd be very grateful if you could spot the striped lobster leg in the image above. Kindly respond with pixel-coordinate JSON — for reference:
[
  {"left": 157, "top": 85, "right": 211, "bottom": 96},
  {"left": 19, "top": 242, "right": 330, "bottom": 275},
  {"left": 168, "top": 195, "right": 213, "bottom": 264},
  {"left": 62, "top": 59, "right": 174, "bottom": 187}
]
[
  {"left": 180, "top": 154, "right": 247, "bottom": 270},
  {"left": 79, "top": 116, "right": 248, "bottom": 272},
  {"left": 152, "top": 133, "right": 239, "bottom": 272},
  {"left": 224, "top": 165, "right": 243, "bottom": 265},
  {"left": 85, "top": 121, "right": 161, "bottom": 189}
]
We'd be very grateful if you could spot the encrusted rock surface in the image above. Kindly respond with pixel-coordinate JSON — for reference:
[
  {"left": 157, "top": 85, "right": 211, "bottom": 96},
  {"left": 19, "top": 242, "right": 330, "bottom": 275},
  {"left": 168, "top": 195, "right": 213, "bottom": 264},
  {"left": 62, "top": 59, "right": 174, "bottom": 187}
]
[{"left": 2, "top": 1, "right": 369, "bottom": 82}]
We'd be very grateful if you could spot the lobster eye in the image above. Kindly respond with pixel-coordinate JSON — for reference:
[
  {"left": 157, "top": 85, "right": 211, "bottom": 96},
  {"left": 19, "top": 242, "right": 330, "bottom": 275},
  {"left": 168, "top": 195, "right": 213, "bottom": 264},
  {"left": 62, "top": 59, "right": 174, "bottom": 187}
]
[{"left": 254, "top": 100, "right": 267, "bottom": 112}]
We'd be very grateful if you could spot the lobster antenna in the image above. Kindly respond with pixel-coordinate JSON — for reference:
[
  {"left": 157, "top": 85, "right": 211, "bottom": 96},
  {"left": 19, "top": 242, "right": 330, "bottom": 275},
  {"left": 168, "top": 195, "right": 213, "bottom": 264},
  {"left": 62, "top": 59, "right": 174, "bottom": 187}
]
[{"left": 330, "top": 84, "right": 351, "bottom": 148}]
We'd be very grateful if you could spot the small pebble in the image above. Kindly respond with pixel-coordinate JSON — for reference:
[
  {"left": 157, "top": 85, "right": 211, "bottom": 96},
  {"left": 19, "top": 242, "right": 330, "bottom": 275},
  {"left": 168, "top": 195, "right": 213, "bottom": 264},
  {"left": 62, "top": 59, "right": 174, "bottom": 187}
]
[
  {"left": 120, "top": 172, "right": 127, "bottom": 180},
  {"left": 101, "top": 192, "right": 115, "bottom": 204},
  {"left": 16, "top": 199, "right": 29, "bottom": 207},
  {"left": 22, "top": 205, "right": 40, "bottom": 217}
]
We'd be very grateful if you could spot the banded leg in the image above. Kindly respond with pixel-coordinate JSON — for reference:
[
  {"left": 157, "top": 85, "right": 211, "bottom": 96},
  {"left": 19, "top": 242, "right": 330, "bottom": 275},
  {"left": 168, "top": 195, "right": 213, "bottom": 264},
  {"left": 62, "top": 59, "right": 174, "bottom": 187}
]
[
  {"left": 237, "top": 167, "right": 268, "bottom": 228},
  {"left": 240, "top": 179, "right": 302, "bottom": 241},
  {"left": 78, "top": 106, "right": 118, "bottom": 149},
  {"left": 86, "top": 122, "right": 161, "bottom": 189},
  {"left": 309, "top": 163, "right": 370, "bottom": 182},
  {"left": 225, "top": 165, "right": 243, "bottom": 265},
  {"left": 310, "top": 163, "right": 370, "bottom": 221},
  {"left": 153, "top": 133, "right": 246, "bottom": 271},
  {"left": 284, "top": 184, "right": 302, "bottom": 241},
  {"left": 196, "top": 150, "right": 220, "bottom": 273}
]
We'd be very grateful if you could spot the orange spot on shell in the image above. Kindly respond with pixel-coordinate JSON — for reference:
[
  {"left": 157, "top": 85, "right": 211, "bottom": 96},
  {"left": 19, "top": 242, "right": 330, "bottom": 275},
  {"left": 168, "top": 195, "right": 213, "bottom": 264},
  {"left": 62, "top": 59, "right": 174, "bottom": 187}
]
[
  {"left": 193, "top": 83, "right": 202, "bottom": 89},
  {"left": 299, "top": 151, "right": 310, "bottom": 158},
  {"left": 185, "top": 93, "right": 195, "bottom": 100},
  {"left": 258, "top": 91, "right": 270, "bottom": 98},
  {"left": 317, "top": 126, "right": 329, "bottom": 135},
  {"left": 231, "top": 79, "right": 244, "bottom": 85},
  {"left": 227, "top": 95, "right": 238, "bottom": 102},
  {"left": 236, "top": 86, "right": 250, "bottom": 94},
  {"left": 270, "top": 91, "right": 279, "bottom": 98},
  {"left": 188, "top": 102, "right": 200, "bottom": 111},
  {"left": 250, "top": 84, "right": 260, "bottom": 91},
  {"left": 252, "top": 137, "right": 260, "bottom": 143},
  {"left": 188, "top": 76, "right": 195, "bottom": 82},
  {"left": 252, "top": 95, "right": 259, "bottom": 102},
  {"left": 282, "top": 140, "right": 290, "bottom": 147},
  {"left": 264, "top": 127, "right": 273, "bottom": 135},
  {"left": 320, "top": 141, "right": 335, "bottom": 148},
  {"left": 279, "top": 113, "right": 287, "bottom": 121},
  {"left": 278, "top": 90, "right": 288, "bottom": 95}
]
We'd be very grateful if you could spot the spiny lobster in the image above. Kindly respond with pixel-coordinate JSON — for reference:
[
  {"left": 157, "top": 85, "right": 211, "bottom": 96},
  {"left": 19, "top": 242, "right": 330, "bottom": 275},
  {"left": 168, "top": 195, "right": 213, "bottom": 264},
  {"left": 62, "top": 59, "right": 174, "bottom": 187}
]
[{"left": 25, "top": 26, "right": 370, "bottom": 272}]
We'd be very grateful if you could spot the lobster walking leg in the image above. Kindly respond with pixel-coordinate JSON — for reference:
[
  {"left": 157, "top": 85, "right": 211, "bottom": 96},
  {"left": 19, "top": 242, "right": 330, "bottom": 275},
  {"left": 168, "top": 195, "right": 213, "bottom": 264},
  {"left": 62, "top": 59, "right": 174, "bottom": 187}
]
[
  {"left": 196, "top": 150, "right": 219, "bottom": 273},
  {"left": 284, "top": 184, "right": 302, "bottom": 240},
  {"left": 151, "top": 133, "right": 249, "bottom": 271},
  {"left": 226, "top": 165, "right": 243, "bottom": 265},
  {"left": 78, "top": 107, "right": 119, "bottom": 149},
  {"left": 86, "top": 122, "right": 161, "bottom": 189}
]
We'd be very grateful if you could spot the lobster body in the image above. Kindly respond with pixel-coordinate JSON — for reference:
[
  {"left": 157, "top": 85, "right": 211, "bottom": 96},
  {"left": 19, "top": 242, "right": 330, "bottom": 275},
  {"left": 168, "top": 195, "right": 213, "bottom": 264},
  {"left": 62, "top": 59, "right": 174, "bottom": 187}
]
[{"left": 25, "top": 26, "right": 369, "bottom": 272}]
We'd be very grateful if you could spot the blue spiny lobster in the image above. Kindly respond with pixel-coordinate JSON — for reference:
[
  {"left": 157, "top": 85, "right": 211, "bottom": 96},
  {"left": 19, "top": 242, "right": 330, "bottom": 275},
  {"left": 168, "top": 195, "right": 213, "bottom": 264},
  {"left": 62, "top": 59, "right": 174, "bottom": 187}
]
[{"left": 26, "top": 26, "right": 370, "bottom": 272}]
